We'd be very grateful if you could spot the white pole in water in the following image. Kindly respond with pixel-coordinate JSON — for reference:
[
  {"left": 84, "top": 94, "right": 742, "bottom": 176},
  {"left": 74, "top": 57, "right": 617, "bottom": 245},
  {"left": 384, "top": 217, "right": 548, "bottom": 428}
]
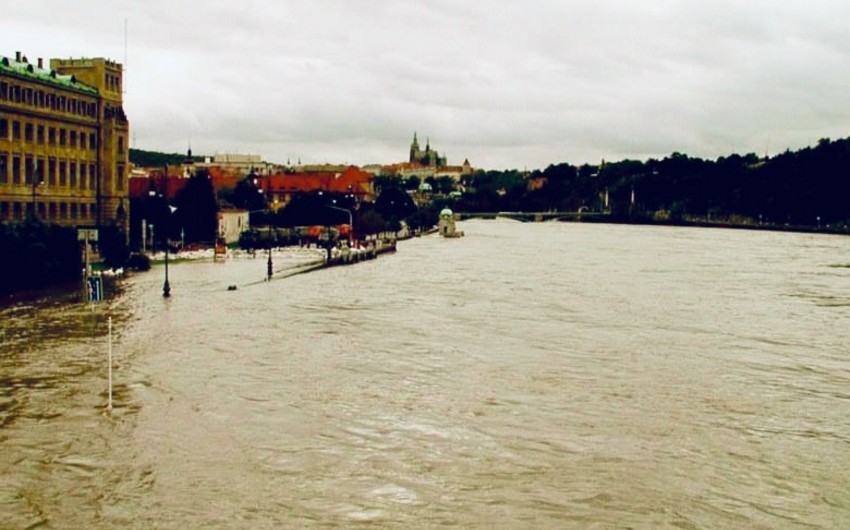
[{"left": 108, "top": 317, "right": 113, "bottom": 412}]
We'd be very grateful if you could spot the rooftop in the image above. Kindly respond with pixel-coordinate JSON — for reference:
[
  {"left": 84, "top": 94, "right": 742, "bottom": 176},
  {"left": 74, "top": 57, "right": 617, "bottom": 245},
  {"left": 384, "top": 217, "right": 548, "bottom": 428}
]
[{"left": 0, "top": 54, "right": 98, "bottom": 95}]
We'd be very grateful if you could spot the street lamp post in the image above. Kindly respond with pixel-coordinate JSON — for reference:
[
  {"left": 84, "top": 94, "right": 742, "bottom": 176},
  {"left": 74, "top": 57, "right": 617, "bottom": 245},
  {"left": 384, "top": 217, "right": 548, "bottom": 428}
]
[
  {"left": 163, "top": 231, "right": 171, "bottom": 297},
  {"left": 150, "top": 185, "right": 174, "bottom": 298},
  {"left": 327, "top": 204, "right": 354, "bottom": 246},
  {"left": 162, "top": 204, "right": 176, "bottom": 298},
  {"left": 249, "top": 174, "right": 274, "bottom": 281},
  {"left": 267, "top": 214, "right": 273, "bottom": 281},
  {"left": 30, "top": 170, "right": 44, "bottom": 219}
]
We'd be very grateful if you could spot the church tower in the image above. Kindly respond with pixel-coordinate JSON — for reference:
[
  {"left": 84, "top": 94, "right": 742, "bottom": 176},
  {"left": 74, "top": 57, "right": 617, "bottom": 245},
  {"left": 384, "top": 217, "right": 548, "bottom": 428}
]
[
  {"left": 409, "top": 132, "right": 420, "bottom": 163},
  {"left": 408, "top": 131, "right": 447, "bottom": 167}
]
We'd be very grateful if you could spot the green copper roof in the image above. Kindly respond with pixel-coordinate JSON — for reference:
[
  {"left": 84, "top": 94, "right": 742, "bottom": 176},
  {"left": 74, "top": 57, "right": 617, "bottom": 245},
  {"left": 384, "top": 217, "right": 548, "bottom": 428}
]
[{"left": 0, "top": 56, "right": 98, "bottom": 95}]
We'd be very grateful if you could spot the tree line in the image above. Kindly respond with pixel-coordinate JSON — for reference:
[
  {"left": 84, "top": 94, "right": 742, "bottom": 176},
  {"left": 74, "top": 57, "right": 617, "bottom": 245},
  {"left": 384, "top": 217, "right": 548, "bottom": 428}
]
[
  {"left": 456, "top": 136, "right": 850, "bottom": 229},
  {"left": 129, "top": 148, "right": 201, "bottom": 168}
]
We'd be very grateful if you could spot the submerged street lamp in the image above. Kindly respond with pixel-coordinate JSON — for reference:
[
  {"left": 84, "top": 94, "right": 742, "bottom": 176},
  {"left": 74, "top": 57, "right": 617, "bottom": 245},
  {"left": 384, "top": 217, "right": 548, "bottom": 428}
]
[
  {"left": 150, "top": 176, "right": 176, "bottom": 298},
  {"left": 267, "top": 213, "right": 273, "bottom": 281},
  {"left": 163, "top": 205, "right": 176, "bottom": 298},
  {"left": 163, "top": 239, "right": 171, "bottom": 297}
]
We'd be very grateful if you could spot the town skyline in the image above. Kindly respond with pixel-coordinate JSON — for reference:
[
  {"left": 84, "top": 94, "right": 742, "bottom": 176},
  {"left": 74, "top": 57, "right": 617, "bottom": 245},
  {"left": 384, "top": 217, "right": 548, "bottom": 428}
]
[{"left": 5, "top": 1, "right": 850, "bottom": 170}]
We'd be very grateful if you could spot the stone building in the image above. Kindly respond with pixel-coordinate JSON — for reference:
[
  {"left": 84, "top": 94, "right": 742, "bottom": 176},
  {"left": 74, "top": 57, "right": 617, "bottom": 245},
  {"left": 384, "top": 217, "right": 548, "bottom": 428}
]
[
  {"left": 0, "top": 51, "right": 129, "bottom": 228},
  {"left": 409, "top": 132, "right": 446, "bottom": 167}
]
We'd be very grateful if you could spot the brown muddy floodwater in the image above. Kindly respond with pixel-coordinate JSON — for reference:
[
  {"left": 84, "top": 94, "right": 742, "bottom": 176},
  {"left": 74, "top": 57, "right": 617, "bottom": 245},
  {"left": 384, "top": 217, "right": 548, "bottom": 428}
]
[{"left": 1, "top": 221, "right": 849, "bottom": 529}]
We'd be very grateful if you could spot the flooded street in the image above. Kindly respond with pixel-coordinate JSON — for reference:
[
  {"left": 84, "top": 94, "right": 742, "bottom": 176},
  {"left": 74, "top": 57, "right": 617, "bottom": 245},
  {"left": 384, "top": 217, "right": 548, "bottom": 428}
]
[{"left": 1, "top": 221, "right": 849, "bottom": 528}]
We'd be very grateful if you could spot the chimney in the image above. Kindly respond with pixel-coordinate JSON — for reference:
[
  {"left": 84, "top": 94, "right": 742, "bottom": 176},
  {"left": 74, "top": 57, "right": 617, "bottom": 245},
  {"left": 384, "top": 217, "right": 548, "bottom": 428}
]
[
  {"left": 38, "top": 58, "right": 43, "bottom": 69},
  {"left": 15, "top": 51, "right": 21, "bottom": 62}
]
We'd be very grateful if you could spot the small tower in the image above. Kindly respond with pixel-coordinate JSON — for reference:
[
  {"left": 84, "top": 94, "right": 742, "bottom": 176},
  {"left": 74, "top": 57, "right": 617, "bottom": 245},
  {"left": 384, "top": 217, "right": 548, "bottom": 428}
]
[{"left": 438, "top": 207, "right": 464, "bottom": 238}]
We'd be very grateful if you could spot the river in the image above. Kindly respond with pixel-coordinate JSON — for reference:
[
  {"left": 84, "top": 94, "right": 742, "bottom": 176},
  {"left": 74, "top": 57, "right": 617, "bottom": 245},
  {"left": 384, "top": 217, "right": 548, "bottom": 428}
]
[{"left": 1, "top": 220, "right": 849, "bottom": 529}]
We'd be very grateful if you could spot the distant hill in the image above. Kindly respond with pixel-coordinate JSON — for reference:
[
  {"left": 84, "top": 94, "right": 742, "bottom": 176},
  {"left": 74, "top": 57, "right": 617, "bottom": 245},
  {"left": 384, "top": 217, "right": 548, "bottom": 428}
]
[{"left": 130, "top": 148, "right": 204, "bottom": 168}]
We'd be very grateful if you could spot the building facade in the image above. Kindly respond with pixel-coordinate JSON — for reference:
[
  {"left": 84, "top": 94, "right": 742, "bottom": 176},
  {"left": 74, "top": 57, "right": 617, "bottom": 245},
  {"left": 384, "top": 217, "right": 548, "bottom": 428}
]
[
  {"left": 217, "top": 208, "right": 249, "bottom": 244},
  {"left": 194, "top": 153, "right": 270, "bottom": 177},
  {"left": 0, "top": 51, "right": 129, "bottom": 228}
]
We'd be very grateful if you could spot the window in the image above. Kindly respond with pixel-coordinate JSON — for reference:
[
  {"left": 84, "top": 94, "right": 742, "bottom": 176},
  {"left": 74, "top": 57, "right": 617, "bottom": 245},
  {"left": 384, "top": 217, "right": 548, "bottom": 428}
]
[
  {"left": 59, "top": 161, "right": 66, "bottom": 186},
  {"left": 37, "top": 158, "right": 45, "bottom": 184},
  {"left": 37, "top": 125, "right": 44, "bottom": 144},
  {"left": 0, "top": 153, "right": 7, "bottom": 184},
  {"left": 59, "top": 203, "right": 67, "bottom": 220},
  {"left": 48, "top": 127, "right": 56, "bottom": 145},
  {"left": 59, "top": 129, "right": 66, "bottom": 147},
  {"left": 24, "top": 123, "right": 33, "bottom": 142},
  {"left": 81, "top": 204, "right": 88, "bottom": 219},
  {"left": 12, "top": 121, "right": 21, "bottom": 140},
  {"left": 80, "top": 164, "right": 87, "bottom": 190},
  {"left": 116, "top": 163, "right": 125, "bottom": 190},
  {"left": 24, "top": 156, "right": 34, "bottom": 185},
  {"left": 70, "top": 130, "right": 77, "bottom": 148},
  {"left": 0, "top": 118, "right": 7, "bottom": 139},
  {"left": 117, "top": 136, "right": 124, "bottom": 154},
  {"left": 70, "top": 203, "right": 78, "bottom": 219},
  {"left": 70, "top": 162, "right": 77, "bottom": 188},
  {"left": 89, "top": 164, "right": 96, "bottom": 190},
  {"left": 12, "top": 156, "right": 20, "bottom": 185},
  {"left": 48, "top": 158, "right": 56, "bottom": 186},
  {"left": 0, "top": 82, "right": 7, "bottom": 101}
]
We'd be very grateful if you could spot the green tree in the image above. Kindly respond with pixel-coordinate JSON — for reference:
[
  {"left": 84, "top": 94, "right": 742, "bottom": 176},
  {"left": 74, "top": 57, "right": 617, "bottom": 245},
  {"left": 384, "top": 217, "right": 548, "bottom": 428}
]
[
  {"left": 375, "top": 186, "right": 416, "bottom": 220},
  {"left": 355, "top": 208, "right": 385, "bottom": 237},
  {"left": 232, "top": 174, "right": 267, "bottom": 212},
  {"left": 406, "top": 206, "right": 438, "bottom": 233},
  {"left": 0, "top": 219, "right": 82, "bottom": 295},
  {"left": 99, "top": 224, "right": 130, "bottom": 268},
  {"left": 435, "top": 176, "right": 456, "bottom": 194},
  {"left": 174, "top": 169, "right": 219, "bottom": 244},
  {"left": 404, "top": 175, "right": 421, "bottom": 191}
]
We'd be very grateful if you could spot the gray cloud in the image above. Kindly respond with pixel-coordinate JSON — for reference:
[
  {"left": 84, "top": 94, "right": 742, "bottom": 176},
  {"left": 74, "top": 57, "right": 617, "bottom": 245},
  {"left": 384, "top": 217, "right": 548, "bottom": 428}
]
[{"left": 4, "top": 0, "right": 849, "bottom": 169}]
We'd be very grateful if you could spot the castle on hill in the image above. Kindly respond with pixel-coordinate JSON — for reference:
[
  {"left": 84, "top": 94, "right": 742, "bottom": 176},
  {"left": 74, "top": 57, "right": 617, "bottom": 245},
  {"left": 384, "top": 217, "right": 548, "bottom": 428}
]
[{"left": 409, "top": 132, "right": 446, "bottom": 167}]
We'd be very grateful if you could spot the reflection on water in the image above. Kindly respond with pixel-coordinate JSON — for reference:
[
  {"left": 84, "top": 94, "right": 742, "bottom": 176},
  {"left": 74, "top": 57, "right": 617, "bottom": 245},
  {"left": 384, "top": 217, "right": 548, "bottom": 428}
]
[{"left": 1, "top": 223, "right": 849, "bottom": 528}]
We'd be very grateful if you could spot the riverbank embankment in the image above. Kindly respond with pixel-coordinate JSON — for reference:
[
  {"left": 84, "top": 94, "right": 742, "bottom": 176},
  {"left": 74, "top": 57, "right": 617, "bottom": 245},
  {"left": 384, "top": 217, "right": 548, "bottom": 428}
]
[{"left": 568, "top": 214, "right": 850, "bottom": 236}]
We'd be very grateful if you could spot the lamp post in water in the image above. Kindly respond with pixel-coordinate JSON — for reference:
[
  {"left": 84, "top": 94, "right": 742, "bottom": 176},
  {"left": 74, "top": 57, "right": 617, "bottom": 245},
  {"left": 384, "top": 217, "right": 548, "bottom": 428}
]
[
  {"left": 266, "top": 211, "right": 273, "bottom": 281},
  {"left": 162, "top": 204, "right": 177, "bottom": 297},
  {"left": 151, "top": 167, "right": 175, "bottom": 298}
]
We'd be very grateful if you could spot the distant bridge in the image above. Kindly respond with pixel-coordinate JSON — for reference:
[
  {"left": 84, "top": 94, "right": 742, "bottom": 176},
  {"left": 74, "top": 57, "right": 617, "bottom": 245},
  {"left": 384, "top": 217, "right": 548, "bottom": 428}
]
[{"left": 455, "top": 211, "right": 610, "bottom": 223}]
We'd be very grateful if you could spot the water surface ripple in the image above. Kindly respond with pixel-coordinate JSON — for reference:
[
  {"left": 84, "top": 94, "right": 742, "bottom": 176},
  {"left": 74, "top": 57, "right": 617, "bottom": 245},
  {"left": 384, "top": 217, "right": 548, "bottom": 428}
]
[{"left": 1, "top": 222, "right": 848, "bottom": 528}]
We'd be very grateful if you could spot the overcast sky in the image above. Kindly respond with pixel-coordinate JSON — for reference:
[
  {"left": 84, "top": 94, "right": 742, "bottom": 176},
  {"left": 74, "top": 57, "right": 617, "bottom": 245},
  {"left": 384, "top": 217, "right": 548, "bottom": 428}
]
[{"left": 4, "top": 1, "right": 850, "bottom": 170}]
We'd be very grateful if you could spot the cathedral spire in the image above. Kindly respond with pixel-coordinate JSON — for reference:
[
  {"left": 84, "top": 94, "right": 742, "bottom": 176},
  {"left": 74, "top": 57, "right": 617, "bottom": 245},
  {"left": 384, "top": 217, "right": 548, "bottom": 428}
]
[{"left": 410, "top": 132, "right": 421, "bottom": 163}]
